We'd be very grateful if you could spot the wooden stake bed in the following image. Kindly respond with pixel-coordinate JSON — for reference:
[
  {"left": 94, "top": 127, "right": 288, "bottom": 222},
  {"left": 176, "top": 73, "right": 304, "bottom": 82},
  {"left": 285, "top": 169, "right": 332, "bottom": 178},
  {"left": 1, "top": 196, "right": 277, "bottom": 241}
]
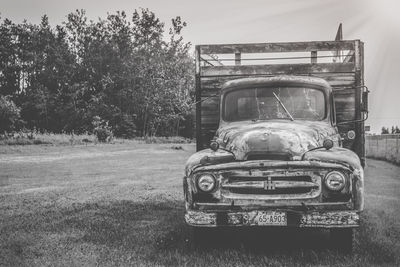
[{"left": 195, "top": 38, "right": 365, "bottom": 165}]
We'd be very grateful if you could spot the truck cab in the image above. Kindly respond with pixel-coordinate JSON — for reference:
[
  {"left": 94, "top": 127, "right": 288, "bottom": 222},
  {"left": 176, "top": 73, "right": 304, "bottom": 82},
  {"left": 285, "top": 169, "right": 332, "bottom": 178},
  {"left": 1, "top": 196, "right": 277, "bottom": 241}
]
[{"left": 184, "top": 36, "right": 367, "bottom": 250}]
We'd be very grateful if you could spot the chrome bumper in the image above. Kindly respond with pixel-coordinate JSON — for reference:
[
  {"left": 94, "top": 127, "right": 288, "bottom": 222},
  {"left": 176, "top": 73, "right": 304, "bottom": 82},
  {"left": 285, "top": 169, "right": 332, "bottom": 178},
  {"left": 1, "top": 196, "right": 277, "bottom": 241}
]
[{"left": 185, "top": 209, "right": 360, "bottom": 228}]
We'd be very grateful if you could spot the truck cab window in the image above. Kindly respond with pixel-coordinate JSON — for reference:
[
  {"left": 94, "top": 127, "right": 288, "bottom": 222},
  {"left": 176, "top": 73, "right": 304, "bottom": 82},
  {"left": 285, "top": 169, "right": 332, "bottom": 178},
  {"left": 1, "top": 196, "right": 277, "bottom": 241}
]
[{"left": 224, "top": 87, "right": 325, "bottom": 122}]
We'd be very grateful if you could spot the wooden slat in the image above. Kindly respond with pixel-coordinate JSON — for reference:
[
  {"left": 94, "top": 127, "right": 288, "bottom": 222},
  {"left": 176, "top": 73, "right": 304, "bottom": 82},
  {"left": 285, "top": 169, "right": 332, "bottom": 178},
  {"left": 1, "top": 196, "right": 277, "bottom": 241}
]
[
  {"left": 319, "top": 75, "right": 355, "bottom": 87},
  {"left": 343, "top": 50, "right": 355, "bottom": 63},
  {"left": 201, "top": 127, "right": 218, "bottom": 132},
  {"left": 336, "top": 112, "right": 355, "bottom": 121},
  {"left": 200, "top": 97, "right": 219, "bottom": 109},
  {"left": 334, "top": 89, "right": 356, "bottom": 122},
  {"left": 201, "top": 74, "right": 355, "bottom": 91},
  {"left": 201, "top": 118, "right": 219, "bottom": 125},
  {"left": 201, "top": 63, "right": 355, "bottom": 77},
  {"left": 201, "top": 95, "right": 219, "bottom": 127},
  {"left": 199, "top": 41, "right": 355, "bottom": 54}
]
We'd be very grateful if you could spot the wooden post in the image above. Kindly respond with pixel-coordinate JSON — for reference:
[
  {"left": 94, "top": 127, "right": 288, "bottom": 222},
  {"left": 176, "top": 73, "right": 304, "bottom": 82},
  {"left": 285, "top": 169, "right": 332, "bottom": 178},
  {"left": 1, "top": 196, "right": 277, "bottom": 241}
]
[
  {"left": 368, "top": 135, "right": 371, "bottom": 155},
  {"left": 385, "top": 135, "right": 388, "bottom": 159},
  {"left": 354, "top": 40, "right": 365, "bottom": 166},
  {"left": 311, "top": 51, "right": 317, "bottom": 64},
  {"left": 333, "top": 23, "right": 343, "bottom": 63},
  {"left": 195, "top": 46, "right": 202, "bottom": 151},
  {"left": 335, "top": 23, "right": 343, "bottom": 41},
  {"left": 235, "top": 51, "right": 241, "bottom": 66}
]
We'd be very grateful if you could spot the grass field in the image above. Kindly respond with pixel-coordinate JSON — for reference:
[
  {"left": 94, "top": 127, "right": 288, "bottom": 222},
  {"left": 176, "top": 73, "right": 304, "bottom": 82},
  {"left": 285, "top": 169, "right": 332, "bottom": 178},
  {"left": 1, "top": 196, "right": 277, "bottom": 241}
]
[
  {"left": 0, "top": 132, "right": 192, "bottom": 146},
  {"left": 0, "top": 143, "right": 399, "bottom": 266}
]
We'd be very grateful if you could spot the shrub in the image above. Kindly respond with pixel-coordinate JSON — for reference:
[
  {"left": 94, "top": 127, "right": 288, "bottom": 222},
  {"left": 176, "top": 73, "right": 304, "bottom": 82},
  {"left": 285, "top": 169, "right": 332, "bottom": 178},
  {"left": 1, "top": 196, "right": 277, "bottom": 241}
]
[
  {"left": 0, "top": 96, "right": 21, "bottom": 132},
  {"left": 92, "top": 116, "right": 113, "bottom": 142},
  {"left": 141, "top": 136, "right": 192, "bottom": 144}
]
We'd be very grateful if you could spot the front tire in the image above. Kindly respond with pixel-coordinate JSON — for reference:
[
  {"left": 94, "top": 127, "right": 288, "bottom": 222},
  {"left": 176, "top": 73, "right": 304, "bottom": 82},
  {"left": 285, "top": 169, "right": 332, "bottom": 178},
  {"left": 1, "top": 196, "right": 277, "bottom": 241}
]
[{"left": 330, "top": 228, "right": 353, "bottom": 253}]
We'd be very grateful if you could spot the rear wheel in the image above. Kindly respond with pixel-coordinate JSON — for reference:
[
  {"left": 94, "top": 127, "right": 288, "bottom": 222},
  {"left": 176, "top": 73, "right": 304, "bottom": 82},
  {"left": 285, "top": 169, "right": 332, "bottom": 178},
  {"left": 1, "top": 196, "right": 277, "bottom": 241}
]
[{"left": 330, "top": 228, "right": 354, "bottom": 253}]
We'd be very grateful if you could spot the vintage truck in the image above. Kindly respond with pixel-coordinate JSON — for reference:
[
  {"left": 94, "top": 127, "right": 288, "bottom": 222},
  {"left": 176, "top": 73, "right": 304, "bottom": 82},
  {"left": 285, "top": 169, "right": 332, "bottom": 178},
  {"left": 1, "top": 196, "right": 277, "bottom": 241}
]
[{"left": 183, "top": 27, "right": 368, "bottom": 250}]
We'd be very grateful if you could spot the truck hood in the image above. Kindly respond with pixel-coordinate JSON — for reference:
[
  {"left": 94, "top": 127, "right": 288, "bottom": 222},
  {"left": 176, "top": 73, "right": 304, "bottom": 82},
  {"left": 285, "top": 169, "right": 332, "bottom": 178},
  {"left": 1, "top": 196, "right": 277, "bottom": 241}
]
[{"left": 216, "top": 120, "right": 339, "bottom": 160}]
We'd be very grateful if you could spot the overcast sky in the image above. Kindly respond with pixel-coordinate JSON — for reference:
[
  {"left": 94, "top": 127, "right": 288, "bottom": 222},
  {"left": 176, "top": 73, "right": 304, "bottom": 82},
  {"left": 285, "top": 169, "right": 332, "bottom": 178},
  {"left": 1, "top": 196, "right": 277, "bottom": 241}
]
[{"left": 1, "top": 0, "right": 399, "bottom": 133}]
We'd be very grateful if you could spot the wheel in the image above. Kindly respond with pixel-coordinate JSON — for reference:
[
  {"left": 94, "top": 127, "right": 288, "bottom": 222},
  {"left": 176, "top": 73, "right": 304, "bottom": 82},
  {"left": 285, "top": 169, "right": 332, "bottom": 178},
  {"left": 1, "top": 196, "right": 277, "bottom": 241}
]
[{"left": 330, "top": 228, "right": 353, "bottom": 253}]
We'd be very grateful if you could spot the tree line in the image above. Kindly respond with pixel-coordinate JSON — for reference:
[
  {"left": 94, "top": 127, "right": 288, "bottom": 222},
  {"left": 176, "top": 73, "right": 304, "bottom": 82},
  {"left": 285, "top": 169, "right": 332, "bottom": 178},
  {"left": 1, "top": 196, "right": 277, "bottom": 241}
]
[
  {"left": 381, "top": 126, "right": 400, "bottom": 134},
  {"left": 0, "top": 9, "right": 194, "bottom": 138}
]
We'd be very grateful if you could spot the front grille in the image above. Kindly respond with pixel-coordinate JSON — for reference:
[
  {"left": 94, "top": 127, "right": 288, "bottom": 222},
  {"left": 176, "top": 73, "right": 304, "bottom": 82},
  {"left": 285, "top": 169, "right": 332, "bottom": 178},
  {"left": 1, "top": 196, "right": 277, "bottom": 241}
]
[
  {"left": 246, "top": 152, "right": 292, "bottom": 161},
  {"left": 229, "top": 187, "right": 314, "bottom": 195},
  {"left": 220, "top": 169, "right": 321, "bottom": 200}
]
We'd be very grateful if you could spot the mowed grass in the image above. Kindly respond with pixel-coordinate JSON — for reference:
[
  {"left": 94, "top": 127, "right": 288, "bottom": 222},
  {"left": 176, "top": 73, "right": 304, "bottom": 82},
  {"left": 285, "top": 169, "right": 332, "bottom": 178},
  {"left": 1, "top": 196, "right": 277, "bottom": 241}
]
[
  {"left": 0, "top": 144, "right": 399, "bottom": 266},
  {"left": 0, "top": 131, "right": 192, "bottom": 146}
]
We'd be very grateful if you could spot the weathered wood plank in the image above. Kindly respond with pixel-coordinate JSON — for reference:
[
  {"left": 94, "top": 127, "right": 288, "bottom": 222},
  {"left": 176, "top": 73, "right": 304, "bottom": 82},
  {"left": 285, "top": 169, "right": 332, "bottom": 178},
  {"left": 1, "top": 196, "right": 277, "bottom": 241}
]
[
  {"left": 195, "top": 46, "right": 202, "bottom": 151},
  {"left": 200, "top": 97, "right": 219, "bottom": 110},
  {"left": 311, "top": 51, "right": 318, "bottom": 64},
  {"left": 336, "top": 111, "right": 356, "bottom": 121},
  {"left": 343, "top": 50, "right": 355, "bottom": 63},
  {"left": 201, "top": 118, "right": 219, "bottom": 125},
  {"left": 201, "top": 63, "right": 355, "bottom": 77},
  {"left": 199, "top": 41, "right": 355, "bottom": 54},
  {"left": 200, "top": 74, "right": 355, "bottom": 91},
  {"left": 200, "top": 127, "right": 218, "bottom": 132}
]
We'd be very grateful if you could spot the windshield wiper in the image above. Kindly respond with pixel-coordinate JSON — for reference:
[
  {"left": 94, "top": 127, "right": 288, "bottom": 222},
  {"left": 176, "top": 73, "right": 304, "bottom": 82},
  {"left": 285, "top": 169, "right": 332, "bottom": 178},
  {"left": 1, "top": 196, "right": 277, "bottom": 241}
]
[
  {"left": 273, "top": 92, "right": 294, "bottom": 121},
  {"left": 272, "top": 92, "right": 294, "bottom": 121}
]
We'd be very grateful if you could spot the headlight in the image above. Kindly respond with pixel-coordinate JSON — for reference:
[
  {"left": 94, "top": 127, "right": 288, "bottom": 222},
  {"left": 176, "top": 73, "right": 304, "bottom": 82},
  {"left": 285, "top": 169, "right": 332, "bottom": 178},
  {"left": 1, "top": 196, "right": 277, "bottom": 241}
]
[
  {"left": 196, "top": 173, "right": 216, "bottom": 192},
  {"left": 324, "top": 171, "right": 346, "bottom": 191}
]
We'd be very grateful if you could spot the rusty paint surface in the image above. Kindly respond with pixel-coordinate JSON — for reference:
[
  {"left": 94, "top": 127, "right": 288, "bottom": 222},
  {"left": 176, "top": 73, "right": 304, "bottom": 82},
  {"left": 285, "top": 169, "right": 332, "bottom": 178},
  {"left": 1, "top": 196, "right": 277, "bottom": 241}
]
[
  {"left": 304, "top": 147, "right": 362, "bottom": 170},
  {"left": 215, "top": 120, "right": 340, "bottom": 161},
  {"left": 186, "top": 156, "right": 351, "bottom": 177}
]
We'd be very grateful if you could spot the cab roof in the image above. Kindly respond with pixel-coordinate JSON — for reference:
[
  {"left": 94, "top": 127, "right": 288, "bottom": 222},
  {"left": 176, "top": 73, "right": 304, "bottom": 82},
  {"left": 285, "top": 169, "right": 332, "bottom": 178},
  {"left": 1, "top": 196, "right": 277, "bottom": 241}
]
[{"left": 221, "top": 75, "right": 332, "bottom": 94}]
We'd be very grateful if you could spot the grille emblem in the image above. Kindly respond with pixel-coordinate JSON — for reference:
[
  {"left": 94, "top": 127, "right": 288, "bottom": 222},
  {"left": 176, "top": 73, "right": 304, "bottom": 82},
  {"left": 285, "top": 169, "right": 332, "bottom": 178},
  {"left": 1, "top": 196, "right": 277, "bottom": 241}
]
[{"left": 264, "top": 177, "right": 276, "bottom": 190}]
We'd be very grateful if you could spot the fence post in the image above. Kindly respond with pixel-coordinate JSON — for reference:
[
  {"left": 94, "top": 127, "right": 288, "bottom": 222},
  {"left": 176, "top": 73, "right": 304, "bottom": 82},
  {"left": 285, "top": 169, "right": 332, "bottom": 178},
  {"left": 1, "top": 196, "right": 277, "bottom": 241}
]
[
  {"left": 385, "top": 135, "right": 388, "bottom": 159},
  {"left": 369, "top": 136, "right": 371, "bottom": 155}
]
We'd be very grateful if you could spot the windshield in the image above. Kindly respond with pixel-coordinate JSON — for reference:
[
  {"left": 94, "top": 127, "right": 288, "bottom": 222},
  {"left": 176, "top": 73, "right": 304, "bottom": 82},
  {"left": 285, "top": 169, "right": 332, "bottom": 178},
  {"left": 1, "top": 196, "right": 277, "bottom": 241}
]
[{"left": 223, "top": 87, "right": 325, "bottom": 122}]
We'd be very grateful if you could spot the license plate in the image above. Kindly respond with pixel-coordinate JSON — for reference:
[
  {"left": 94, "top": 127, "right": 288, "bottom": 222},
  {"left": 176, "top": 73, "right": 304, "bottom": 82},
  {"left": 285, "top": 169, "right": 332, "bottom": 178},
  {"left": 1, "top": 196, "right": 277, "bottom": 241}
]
[{"left": 255, "top": 211, "right": 287, "bottom": 226}]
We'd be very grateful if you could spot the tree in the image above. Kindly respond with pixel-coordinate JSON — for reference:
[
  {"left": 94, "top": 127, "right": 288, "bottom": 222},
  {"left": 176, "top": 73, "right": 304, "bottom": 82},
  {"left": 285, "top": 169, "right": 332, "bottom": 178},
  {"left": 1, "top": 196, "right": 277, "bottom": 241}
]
[
  {"left": 390, "top": 126, "right": 400, "bottom": 134},
  {"left": 0, "top": 9, "right": 194, "bottom": 137},
  {"left": 381, "top": 127, "right": 389, "bottom": 134},
  {"left": 0, "top": 96, "right": 21, "bottom": 132}
]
